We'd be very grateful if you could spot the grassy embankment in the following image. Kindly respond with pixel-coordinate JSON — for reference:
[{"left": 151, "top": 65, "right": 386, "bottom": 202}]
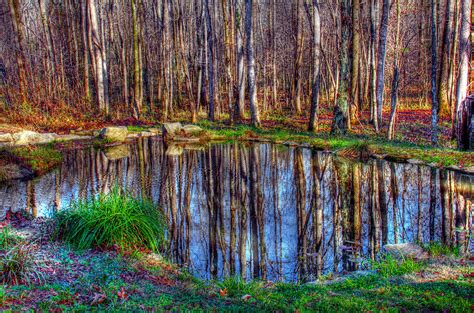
[
  {"left": 1, "top": 190, "right": 472, "bottom": 311},
  {"left": 193, "top": 122, "right": 474, "bottom": 168}
]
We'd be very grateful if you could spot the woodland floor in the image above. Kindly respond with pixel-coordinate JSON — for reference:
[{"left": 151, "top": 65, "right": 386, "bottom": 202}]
[{"left": 0, "top": 217, "right": 473, "bottom": 312}]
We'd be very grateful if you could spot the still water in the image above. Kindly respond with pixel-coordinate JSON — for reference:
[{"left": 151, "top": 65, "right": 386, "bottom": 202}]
[{"left": 0, "top": 137, "right": 472, "bottom": 281}]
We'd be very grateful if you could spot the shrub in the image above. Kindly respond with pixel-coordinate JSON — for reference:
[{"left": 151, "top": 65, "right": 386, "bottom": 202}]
[
  {"left": 0, "top": 244, "right": 43, "bottom": 285},
  {"left": 423, "top": 242, "right": 460, "bottom": 257},
  {"left": 53, "top": 187, "right": 167, "bottom": 252}
]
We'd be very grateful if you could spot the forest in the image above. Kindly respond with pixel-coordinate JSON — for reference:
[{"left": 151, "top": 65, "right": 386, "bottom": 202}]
[
  {"left": 0, "top": 0, "right": 473, "bottom": 311},
  {"left": 0, "top": 0, "right": 472, "bottom": 147}
]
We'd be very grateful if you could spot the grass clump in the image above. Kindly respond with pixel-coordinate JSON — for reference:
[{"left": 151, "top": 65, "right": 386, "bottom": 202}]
[
  {"left": 53, "top": 187, "right": 167, "bottom": 252},
  {"left": 423, "top": 242, "right": 460, "bottom": 257},
  {"left": 372, "top": 254, "right": 424, "bottom": 278},
  {"left": 0, "top": 227, "right": 21, "bottom": 250},
  {"left": 0, "top": 244, "right": 43, "bottom": 285}
]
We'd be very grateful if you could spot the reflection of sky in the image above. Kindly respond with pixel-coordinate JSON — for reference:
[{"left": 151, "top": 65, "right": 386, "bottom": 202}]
[{"left": 0, "top": 138, "right": 472, "bottom": 281}]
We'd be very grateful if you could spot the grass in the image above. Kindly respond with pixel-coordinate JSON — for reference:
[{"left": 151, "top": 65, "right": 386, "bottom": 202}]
[
  {"left": 0, "top": 244, "right": 43, "bottom": 286},
  {"left": 371, "top": 254, "right": 424, "bottom": 278},
  {"left": 53, "top": 187, "right": 167, "bottom": 252},
  {"left": 0, "top": 227, "right": 21, "bottom": 250},
  {"left": 423, "top": 242, "right": 461, "bottom": 257},
  {"left": 0, "top": 239, "right": 472, "bottom": 311},
  {"left": 0, "top": 143, "right": 63, "bottom": 174},
  {"left": 197, "top": 123, "right": 474, "bottom": 167}
]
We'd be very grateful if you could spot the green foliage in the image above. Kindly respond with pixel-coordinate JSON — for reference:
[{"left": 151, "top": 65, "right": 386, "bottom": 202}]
[
  {"left": 53, "top": 187, "right": 167, "bottom": 252},
  {"left": 423, "top": 242, "right": 460, "bottom": 257},
  {"left": 0, "top": 244, "right": 43, "bottom": 285},
  {"left": 372, "top": 254, "right": 424, "bottom": 278},
  {"left": 0, "top": 227, "right": 21, "bottom": 250}
]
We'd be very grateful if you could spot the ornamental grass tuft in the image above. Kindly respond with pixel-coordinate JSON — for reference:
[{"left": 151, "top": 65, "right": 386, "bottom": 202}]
[{"left": 53, "top": 187, "right": 167, "bottom": 252}]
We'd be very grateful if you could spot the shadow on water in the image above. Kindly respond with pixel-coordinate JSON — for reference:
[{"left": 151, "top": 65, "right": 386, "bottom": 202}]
[{"left": 0, "top": 137, "right": 472, "bottom": 282}]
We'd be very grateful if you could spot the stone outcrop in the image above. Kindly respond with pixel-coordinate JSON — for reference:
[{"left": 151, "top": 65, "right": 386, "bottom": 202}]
[
  {"left": 12, "top": 130, "right": 57, "bottom": 145},
  {"left": 0, "top": 133, "right": 14, "bottom": 143},
  {"left": 98, "top": 127, "right": 128, "bottom": 142},
  {"left": 162, "top": 123, "right": 183, "bottom": 139},
  {"left": 182, "top": 125, "right": 203, "bottom": 135},
  {"left": 383, "top": 243, "right": 429, "bottom": 260}
]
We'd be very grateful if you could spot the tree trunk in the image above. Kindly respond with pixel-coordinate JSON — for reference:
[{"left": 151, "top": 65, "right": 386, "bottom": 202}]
[
  {"left": 455, "top": 0, "right": 472, "bottom": 149},
  {"left": 375, "top": 0, "right": 390, "bottom": 131},
  {"left": 87, "top": 0, "right": 108, "bottom": 114},
  {"left": 437, "top": 0, "right": 455, "bottom": 117},
  {"left": 132, "top": 0, "right": 142, "bottom": 119},
  {"left": 331, "top": 0, "right": 351, "bottom": 134},
  {"left": 245, "top": 0, "right": 260, "bottom": 127},
  {"left": 7, "top": 0, "right": 28, "bottom": 103},
  {"left": 308, "top": 0, "right": 321, "bottom": 132},
  {"left": 205, "top": 0, "right": 215, "bottom": 121},
  {"left": 430, "top": 0, "right": 439, "bottom": 145}
]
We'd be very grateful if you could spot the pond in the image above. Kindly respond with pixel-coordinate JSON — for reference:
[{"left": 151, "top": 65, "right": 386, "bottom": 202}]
[{"left": 0, "top": 137, "right": 472, "bottom": 282}]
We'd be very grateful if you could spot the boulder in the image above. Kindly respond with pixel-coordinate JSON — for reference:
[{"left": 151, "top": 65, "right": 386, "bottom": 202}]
[
  {"left": 162, "top": 123, "right": 183, "bottom": 138},
  {"left": 182, "top": 124, "right": 204, "bottom": 135},
  {"left": 140, "top": 131, "right": 155, "bottom": 137},
  {"left": 383, "top": 243, "right": 429, "bottom": 260},
  {"left": 12, "top": 130, "right": 57, "bottom": 145},
  {"left": 148, "top": 128, "right": 162, "bottom": 135},
  {"left": 99, "top": 127, "right": 128, "bottom": 142},
  {"left": 0, "top": 133, "right": 13, "bottom": 143},
  {"left": 55, "top": 134, "right": 93, "bottom": 142},
  {"left": 104, "top": 145, "right": 130, "bottom": 161}
]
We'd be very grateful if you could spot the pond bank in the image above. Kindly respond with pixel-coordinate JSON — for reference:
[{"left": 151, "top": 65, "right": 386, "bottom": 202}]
[
  {"left": 1, "top": 219, "right": 472, "bottom": 311},
  {"left": 0, "top": 122, "right": 473, "bottom": 183}
]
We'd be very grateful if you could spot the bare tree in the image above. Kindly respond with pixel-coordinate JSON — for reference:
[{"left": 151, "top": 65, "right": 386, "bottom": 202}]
[{"left": 245, "top": 0, "right": 260, "bottom": 127}]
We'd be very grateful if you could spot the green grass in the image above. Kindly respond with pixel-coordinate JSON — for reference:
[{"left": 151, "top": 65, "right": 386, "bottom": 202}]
[
  {"left": 0, "top": 227, "right": 22, "bottom": 250},
  {"left": 1, "top": 243, "right": 472, "bottom": 311},
  {"left": 371, "top": 254, "right": 425, "bottom": 278},
  {"left": 423, "top": 242, "right": 460, "bottom": 257},
  {"left": 197, "top": 124, "right": 473, "bottom": 167},
  {"left": 53, "top": 187, "right": 167, "bottom": 252},
  {"left": 0, "top": 143, "right": 63, "bottom": 174}
]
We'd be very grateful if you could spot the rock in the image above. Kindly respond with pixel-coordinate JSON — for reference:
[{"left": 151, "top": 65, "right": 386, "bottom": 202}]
[
  {"left": 182, "top": 124, "right": 203, "bottom": 135},
  {"left": 407, "top": 159, "right": 425, "bottom": 165},
  {"left": 126, "top": 133, "right": 140, "bottom": 139},
  {"left": 383, "top": 243, "right": 429, "bottom": 260},
  {"left": 140, "top": 131, "right": 155, "bottom": 137},
  {"left": 461, "top": 166, "right": 474, "bottom": 174},
  {"left": 162, "top": 122, "right": 183, "bottom": 139},
  {"left": 104, "top": 145, "right": 130, "bottom": 161},
  {"left": 0, "top": 164, "right": 34, "bottom": 181},
  {"left": 148, "top": 128, "right": 162, "bottom": 135},
  {"left": 0, "top": 133, "right": 13, "bottom": 143},
  {"left": 12, "top": 130, "right": 57, "bottom": 145},
  {"left": 165, "top": 145, "right": 183, "bottom": 156},
  {"left": 99, "top": 127, "right": 128, "bottom": 142},
  {"left": 172, "top": 137, "right": 200, "bottom": 143},
  {"left": 55, "top": 134, "right": 93, "bottom": 142},
  {"left": 447, "top": 165, "right": 461, "bottom": 171}
]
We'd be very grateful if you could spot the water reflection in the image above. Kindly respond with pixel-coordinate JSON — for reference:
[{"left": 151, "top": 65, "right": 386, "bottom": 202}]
[{"left": 0, "top": 138, "right": 472, "bottom": 281}]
